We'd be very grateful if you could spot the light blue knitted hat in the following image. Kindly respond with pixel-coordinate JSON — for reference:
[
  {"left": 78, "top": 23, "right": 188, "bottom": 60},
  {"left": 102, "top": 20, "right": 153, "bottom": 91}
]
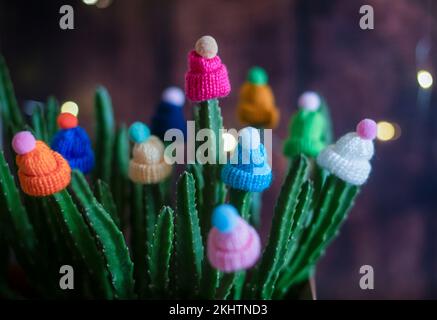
[{"left": 221, "top": 127, "right": 272, "bottom": 192}]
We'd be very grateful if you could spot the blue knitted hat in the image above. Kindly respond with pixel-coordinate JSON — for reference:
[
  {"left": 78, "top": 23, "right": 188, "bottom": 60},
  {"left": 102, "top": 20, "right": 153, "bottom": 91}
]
[
  {"left": 221, "top": 127, "right": 272, "bottom": 192},
  {"left": 51, "top": 112, "right": 95, "bottom": 174},
  {"left": 151, "top": 86, "right": 187, "bottom": 141}
]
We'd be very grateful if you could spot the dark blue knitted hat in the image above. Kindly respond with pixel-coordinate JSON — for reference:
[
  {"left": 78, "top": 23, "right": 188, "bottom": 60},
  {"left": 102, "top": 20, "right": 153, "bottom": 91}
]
[
  {"left": 151, "top": 87, "right": 187, "bottom": 141},
  {"left": 221, "top": 127, "right": 272, "bottom": 192},
  {"left": 51, "top": 112, "right": 95, "bottom": 174}
]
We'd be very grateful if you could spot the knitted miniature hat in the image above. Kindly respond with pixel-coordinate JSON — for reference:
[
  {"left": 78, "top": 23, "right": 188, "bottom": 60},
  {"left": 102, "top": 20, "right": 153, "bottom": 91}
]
[
  {"left": 51, "top": 106, "right": 95, "bottom": 174},
  {"left": 185, "top": 35, "right": 231, "bottom": 102},
  {"left": 12, "top": 131, "right": 71, "bottom": 196},
  {"left": 317, "top": 119, "right": 376, "bottom": 186},
  {"left": 221, "top": 127, "right": 272, "bottom": 192},
  {"left": 207, "top": 204, "right": 261, "bottom": 272},
  {"left": 283, "top": 91, "right": 329, "bottom": 158},
  {"left": 128, "top": 122, "right": 172, "bottom": 184},
  {"left": 150, "top": 86, "right": 187, "bottom": 141},
  {"left": 237, "top": 66, "right": 280, "bottom": 128}
]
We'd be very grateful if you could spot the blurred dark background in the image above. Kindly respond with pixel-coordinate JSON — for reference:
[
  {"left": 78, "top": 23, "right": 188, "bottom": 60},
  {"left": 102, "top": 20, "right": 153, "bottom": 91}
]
[{"left": 1, "top": 0, "right": 437, "bottom": 299}]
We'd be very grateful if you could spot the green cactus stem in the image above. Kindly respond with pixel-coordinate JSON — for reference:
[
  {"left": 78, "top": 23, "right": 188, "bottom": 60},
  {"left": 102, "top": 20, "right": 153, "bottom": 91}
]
[
  {"left": 229, "top": 189, "right": 252, "bottom": 220},
  {"left": 188, "top": 164, "right": 204, "bottom": 212},
  {"left": 216, "top": 272, "right": 239, "bottom": 300},
  {"left": 318, "top": 96, "right": 333, "bottom": 145},
  {"left": 249, "top": 192, "right": 262, "bottom": 228},
  {"left": 175, "top": 172, "right": 203, "bottom": 297},
  {"left": 195, "top": 99, "right": 226, "bottom": 238},
  {"left": 148, "top": 206, "right": 174, "bottom": 296},
  {"left": 0, "top": 55, "right": 24, "bottom": 131},
  {"left": 111, "top": 125, "right": 129, "bottom": 227},
  {"left": 274, "top": 175, "right": 359, "bottom": 298},
  {"left": 45, "top": 96, "right": 59, "bottom": 142},
  {"left": 96, "top": 180, "right": 120, "bottom": 227},
  {"left": 280, "top": 181, "right": 314, "bottom": 269},
  {"left": 130, "top": 183, "right": 147, "bottom": 297},
  {"left": 0, "top": 151, "right": 36, "bottom": 267},
  {"left": 130, "top": 182, "right": 163, "bottom": 297},
  {"left": 51, "top": 189, "right": 114, "bottom": 298},
  {"left": 71, "top": 170, "right": 135, "bottom": 299},
  {"left": 31, "top": 103, "right": 48, "bottom": 143},
  {"left": 40, "top": 196, "right": 82, "bottom": 297},
  {"left": 94, "top": 86, "right": 115, "bottom": 183},
  {"left": 194, "top": 99, "right": 226, "bottom": 299},
  {"left": 255, "top": 155, "right": 308, "bottom": 299}
]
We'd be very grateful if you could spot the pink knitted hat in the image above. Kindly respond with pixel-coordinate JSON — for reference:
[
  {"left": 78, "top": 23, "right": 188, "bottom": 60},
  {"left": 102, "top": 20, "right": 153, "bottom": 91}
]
[
  {"left": 185, "top": 35, "right": 231, "bottom": 102},
  {"left": 207, "top": 204, "right": 261, "bottom": 272}
]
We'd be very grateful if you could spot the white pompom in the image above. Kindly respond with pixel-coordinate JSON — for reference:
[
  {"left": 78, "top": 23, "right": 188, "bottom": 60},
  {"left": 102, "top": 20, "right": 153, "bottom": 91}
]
[
  {"left": 298, "top": 91, "right": 320, "bottom": 111},
  {"left": 239, "top": 127, "right": 260, "bottom": 150},
  {"left": 195, "top": 35, "right": 218, "bottom": 59},
  {"left": 162, "top": 86, "right": 185, "bottom": 107}
]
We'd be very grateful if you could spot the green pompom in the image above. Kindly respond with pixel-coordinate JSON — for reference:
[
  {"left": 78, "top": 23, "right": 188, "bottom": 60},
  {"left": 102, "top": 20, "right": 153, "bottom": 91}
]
[
  {"left": 247, "top": 66, "right": 268, "bottom": 85},
  {"left": 129, "top": 122, "right": 150, "bottom": 143}
]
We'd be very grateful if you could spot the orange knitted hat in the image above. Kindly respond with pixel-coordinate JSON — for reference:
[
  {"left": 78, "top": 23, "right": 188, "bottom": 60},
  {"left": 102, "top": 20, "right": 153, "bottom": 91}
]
[
  {"left": 236, "top": 67, "right": 280, "bottom": 129},
  {"left": 12, "top": 131, "right": 71, "bottom": 197}
]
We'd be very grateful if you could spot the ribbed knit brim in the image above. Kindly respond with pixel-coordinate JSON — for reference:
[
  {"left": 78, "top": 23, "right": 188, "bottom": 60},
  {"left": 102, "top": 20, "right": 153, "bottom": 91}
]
[
  {"left": 16, "top": 141, "right": 71, "bottom": 196},
  {"left": 128, "top": 160, "right": 172, "bottom": 184},
  {"left": 317, "top": 145, "right": 371, "bottom": 186},
  {"left": 221, "top": 163, "right": 272, "bottom": 192},
  {"left": 128, "top": 136, "right": 172, "bottom": 184},
  {"left": 283, "top": 136, "right": 326, "bottom": 158}
]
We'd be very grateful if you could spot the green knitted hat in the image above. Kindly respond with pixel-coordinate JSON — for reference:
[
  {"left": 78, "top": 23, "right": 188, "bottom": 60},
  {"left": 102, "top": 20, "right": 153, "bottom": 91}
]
[{"left": 283, "top": 91, "right": 333, "bottom": 158}]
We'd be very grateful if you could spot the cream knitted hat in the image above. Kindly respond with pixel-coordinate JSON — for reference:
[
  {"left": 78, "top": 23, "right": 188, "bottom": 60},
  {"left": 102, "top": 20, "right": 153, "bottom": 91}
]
[
  {"left": 317, "top": 119, "right": 376, "bottom": 186},
  {"left": 128, "top": 122, "right": 172, "bottom": 184}
]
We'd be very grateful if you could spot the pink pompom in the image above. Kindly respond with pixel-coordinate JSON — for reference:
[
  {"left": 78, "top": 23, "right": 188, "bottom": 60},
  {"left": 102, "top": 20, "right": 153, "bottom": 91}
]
[
  {"left": 356, "top": 119, "right": 377, "bottom": 140},
  {"left": 207, "top": 218, "right": 261, "bottom": 273},
  {"left": 12, "top": 131, "right": 36, "bottom": 155}
]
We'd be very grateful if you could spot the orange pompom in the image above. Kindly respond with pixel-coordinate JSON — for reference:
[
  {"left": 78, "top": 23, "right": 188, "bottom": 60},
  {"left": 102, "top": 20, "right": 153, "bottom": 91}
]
[{"left": 57, "top": 113, "right": 78, "bottom": 129}]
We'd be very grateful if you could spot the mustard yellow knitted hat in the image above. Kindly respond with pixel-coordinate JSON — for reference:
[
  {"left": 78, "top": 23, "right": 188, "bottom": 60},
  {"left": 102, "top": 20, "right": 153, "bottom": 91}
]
[
  {"left": 236, "top": 67, "right": 280, "bottom": 129},
  {"left": 128, "top": 122, "right": 172, "bottom": 184}
]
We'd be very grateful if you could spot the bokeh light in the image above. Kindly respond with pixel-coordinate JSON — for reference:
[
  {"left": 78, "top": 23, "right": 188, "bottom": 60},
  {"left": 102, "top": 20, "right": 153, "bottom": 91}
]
[
  {"left": 61, "top": 101, "right": 79, "bottom": 116},
  {"left": 376, "top": 121, "right": 400, "bottom": 141},
  {"left": 82, "top": 0, "right": 99, "bottom": 5},
  {"left": 222, "top": 133, "right": 237, "bottom": 153},
  {"left": 417, "top": 70, "right": 433, "bottom": 89}
]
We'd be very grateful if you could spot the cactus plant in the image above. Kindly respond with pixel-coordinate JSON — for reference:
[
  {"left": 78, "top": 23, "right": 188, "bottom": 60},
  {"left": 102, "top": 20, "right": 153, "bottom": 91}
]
[{"left": 0, "top": 46, "right": 378, "bottom": 300}]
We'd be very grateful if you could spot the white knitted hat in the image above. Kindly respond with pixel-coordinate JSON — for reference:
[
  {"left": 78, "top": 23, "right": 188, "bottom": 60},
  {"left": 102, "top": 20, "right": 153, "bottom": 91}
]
[{"left": 317, "top": 119, "right": 376, "bottom": 186}]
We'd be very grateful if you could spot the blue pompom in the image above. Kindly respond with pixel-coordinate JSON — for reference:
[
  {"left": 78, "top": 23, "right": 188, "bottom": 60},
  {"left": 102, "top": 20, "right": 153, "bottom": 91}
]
[
  {"left": 211, "top": 204, "right": 239, "bottom": 233},
  {"left": 129, "top": 122, "right": 150, "bottom": 143}
]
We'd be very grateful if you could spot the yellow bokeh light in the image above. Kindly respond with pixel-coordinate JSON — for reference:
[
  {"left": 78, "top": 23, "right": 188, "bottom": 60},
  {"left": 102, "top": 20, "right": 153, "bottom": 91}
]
[
  {"left": 417, "top": 70, "right": 433, "bottom": 89},
  {"left": 223, "top": 133, "right": 237, "bottom": 153},
  {"left": 82, "top": 0, "right": 98, "bottom": 5},
  {"left": 61, "top": 101, "right": 79, "bottom": 116},
  {"left": 377, "top": 121, "right": 396, "bottom": 141}
]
